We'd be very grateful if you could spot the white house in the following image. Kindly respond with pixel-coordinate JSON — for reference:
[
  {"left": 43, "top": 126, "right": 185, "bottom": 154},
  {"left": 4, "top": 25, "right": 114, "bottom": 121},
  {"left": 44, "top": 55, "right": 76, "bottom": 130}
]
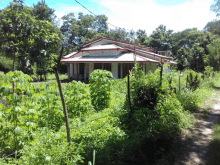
[{"left": 61, "top": 37, "right": 175, "bottom": 79}]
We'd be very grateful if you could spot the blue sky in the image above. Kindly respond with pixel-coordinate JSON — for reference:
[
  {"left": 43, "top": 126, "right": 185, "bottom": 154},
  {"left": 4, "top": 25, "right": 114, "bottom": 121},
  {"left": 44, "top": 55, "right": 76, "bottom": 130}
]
[{"left": 1, "top": 0, "right": 217, "bottom": 35}]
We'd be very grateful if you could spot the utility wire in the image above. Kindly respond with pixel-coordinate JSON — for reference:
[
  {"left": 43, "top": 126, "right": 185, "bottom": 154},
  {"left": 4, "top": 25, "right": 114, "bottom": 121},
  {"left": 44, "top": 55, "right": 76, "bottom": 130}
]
[{"left": 74, "top": 0, "right": 133, "bottom": 32}]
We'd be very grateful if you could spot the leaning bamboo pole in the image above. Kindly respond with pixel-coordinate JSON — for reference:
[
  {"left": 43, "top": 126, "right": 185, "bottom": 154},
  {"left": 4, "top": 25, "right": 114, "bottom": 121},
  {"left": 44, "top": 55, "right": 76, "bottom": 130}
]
[{"left": 53, "top": 47, "right": 71, "bottom": 145}]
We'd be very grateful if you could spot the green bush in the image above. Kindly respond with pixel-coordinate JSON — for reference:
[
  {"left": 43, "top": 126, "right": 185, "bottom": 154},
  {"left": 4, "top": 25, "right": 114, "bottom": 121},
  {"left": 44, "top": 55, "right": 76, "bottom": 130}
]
[
  {"left": 89, "top": 69, "right": 113, "bottom": 111},
  {"left": 123, "top": 64, "right": 194, "bottom": 140},
  {"left": 186, "top": 70, "right": 201, "bottom": 91},
  {"left": 64, "top": 80, "right": 93, "bottom": 117},
  {"left": 0, "top": 71, "right": 4, "bottom": 80},
  {"left": 155, "top": 94, "right": 194, "bottom": 138},
  {"left": 177, "top": 89, "right": 201, "bottom": 112},
  {"left": 0, "top": 55, "right": 13, "bottom": 73},
  {"left": 204, "top": 66, "right": 214, "bottom": 78},
  {"left": 2, "top": 129, "right": 85, "bottom": 165}
]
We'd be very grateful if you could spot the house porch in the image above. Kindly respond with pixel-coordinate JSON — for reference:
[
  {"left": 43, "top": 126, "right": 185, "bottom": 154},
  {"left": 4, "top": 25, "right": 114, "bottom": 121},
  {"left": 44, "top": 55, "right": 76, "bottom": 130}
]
[{"left": 67, "top": 62, "right": 157, "bottom": 80}]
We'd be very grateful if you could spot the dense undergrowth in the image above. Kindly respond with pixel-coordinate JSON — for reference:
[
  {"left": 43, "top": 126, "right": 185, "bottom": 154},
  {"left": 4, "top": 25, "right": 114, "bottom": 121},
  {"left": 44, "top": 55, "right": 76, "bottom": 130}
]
[{"left": 0, "top": 66, "right": 219, "bottom": 164}]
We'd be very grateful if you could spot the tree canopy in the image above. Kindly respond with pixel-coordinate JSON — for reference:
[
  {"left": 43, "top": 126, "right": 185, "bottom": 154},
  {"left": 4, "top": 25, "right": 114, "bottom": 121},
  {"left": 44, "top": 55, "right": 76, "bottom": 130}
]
[
  {"left": 0, "top": 0, "right": 62, "bottom": 80},
  {"left": 1, "top": 0, "right": 220, "bottom": 75}
]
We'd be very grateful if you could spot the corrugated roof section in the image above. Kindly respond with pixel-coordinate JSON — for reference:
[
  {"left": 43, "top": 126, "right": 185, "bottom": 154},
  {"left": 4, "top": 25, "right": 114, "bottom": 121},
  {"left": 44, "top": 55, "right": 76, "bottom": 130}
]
[
  {"left": 61, "top": 52, "right": 159, "bottom": 63},
  {"left": 82, "top": 44, "right": 124, "bottom": 50},
  {"left": 62, "top": 52, "right": 77, "bottom": 59}
]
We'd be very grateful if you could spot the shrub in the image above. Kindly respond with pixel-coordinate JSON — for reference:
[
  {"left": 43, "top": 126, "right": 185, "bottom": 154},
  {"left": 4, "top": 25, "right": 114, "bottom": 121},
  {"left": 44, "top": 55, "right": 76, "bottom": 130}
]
[
  {"left": 204, "top": 66, "right": 214, "bottom": 78},
  {"left": 0, "top": 71, "right": 4, "bottom": 80},
  {"left": 154, "top": 94, "right": 194, "bottom": 138},
  {"left": 186, "top": 70, "right": 201, "bottom": 91},
  {"left": 4, "top": 129, "right": 85, "bottom": 165},
  {"left": 64, "top": 81, "right": 92, "bottom": 117},
  {"left": 89, "top": 69, "right": 113, "bottom": 111},
  {"left": 177, "top": 89, "right": 201, "bottom": 112}
]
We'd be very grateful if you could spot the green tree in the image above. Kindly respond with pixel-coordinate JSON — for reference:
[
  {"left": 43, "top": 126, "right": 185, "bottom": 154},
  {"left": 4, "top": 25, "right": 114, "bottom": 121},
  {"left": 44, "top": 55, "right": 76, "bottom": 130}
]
[
  {"left": 28, "top": 20, "right": 62, "bottom": 81},
  {"left": 0, "top": 1, "right": 62, "bottom": 79},
  {"left": 0, "top": 1, "right": 34, "bottom": 72},
  {"left": 176, "top": 47, "right": 188, "bottom": 70},
  {"left": 204, "top": 20, "right": 220, "bottom": 35},
  {"left": 210, "top": 0, "right": 220, "bottom": 17},
  {"left": 149, "top": 25, "right": 174, "bottom": 53},
  {"left": 172, "top": 29, "right": 216, "bottom": 71},
  {"left": 136, "top": 29, "right": 149, "bottom": 46},
  {"left": 188, "top": 44, "right": 205, "bottom": 72},
  {"left": 60, "top": 12, "right": 108, "bottom": 52},
  {"left": 206, "top": 39, "right": 220, "bottom": 71},
  {"left": 103, "top": 28, "right": 132, "bottom": 43},
  {"left": 32, "top": 0, "right": 56, "bottom": 23}
]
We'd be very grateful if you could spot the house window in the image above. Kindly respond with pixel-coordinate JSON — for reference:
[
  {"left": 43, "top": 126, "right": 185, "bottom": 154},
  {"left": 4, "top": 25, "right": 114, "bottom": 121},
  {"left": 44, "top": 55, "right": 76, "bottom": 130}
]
[
  {"left": 94, "top": 63, "right": 102, "bottom": 70},
  {"left": 103, "top": 63, "right": 111, "bottom": 72}
]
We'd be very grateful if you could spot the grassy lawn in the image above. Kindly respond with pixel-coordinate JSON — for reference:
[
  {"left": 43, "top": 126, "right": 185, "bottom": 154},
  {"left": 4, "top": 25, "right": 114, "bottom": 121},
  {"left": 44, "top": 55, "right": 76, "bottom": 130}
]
[
  {"left": 46, "top": 73, "right": 68, "bottom": 80},
  {"left": 31, "top": 80, "right": 68, "bottom": 88},
  {"left": 31, "top": 73, "right": 69, "bottom": 88}
]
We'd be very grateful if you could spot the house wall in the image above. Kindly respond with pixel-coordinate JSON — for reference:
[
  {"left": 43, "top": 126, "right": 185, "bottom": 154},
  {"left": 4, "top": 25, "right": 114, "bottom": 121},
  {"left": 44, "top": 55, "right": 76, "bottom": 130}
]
[
  {"left": 68, "top": 62, "right": 158, "bottom": 80},
  {"left": 151, "top": 63, "right": 157, "bottom": 72},
  {"left": 163, "top": 64, "right": 171, "bottom": 74}
]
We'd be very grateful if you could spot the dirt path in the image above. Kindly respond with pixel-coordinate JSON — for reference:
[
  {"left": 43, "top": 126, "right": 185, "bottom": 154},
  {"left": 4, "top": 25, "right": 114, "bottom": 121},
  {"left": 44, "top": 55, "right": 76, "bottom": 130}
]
[{"left": 174, "top": 96, "right": 220, "bottom": 165}]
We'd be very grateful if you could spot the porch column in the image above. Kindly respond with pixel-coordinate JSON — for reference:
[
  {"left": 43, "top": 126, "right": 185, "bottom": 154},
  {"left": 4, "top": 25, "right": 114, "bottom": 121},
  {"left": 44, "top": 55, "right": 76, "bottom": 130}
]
[
  {"left": 89, "top": 63, "right": 94, "bottom": 78},
  {"left": 121, "top": 63, "right": 123, "bottom": 78},
  {"left": 84, "top": 63, "right": 87, "bottom": 79},
  {"left": 74, "top": 63, "right": 77, "bottom": 74},
  {"left": 112, "top": 63, "right": 118, "bottom": 79},
  {"left": 70, "top": 63, "right": 73, "bottom": 78},
  {"left": 67, "top": 64, "right": 70, "bottom": 80},
  {"left": 77, "top": 63, "right": 79, "bottom": 74},
  {"left": 77, "top": 63, "right": 79, "bottom": 79}
]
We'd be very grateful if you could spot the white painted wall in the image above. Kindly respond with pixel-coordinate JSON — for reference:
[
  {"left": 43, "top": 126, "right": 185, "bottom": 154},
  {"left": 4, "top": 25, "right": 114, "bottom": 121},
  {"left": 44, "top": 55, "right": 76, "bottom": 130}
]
[
  {"left": 151, "top": 63, "right": 157, "bottom": 72},
  {"left": 112, "top": 63, "right": 118, "bottom": 79}
]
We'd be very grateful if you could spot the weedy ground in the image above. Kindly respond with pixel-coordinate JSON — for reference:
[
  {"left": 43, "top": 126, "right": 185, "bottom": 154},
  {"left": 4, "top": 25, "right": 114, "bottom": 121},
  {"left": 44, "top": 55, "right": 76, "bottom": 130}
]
[{"left": 155, "top": 79, "right": 220, "bottom": 165}]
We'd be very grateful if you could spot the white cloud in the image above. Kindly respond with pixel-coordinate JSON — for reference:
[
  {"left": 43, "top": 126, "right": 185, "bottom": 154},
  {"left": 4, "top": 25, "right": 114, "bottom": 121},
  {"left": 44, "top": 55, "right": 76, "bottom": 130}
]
[{"left": 101, "top": 0, "right": 216, "bottom": 35}]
